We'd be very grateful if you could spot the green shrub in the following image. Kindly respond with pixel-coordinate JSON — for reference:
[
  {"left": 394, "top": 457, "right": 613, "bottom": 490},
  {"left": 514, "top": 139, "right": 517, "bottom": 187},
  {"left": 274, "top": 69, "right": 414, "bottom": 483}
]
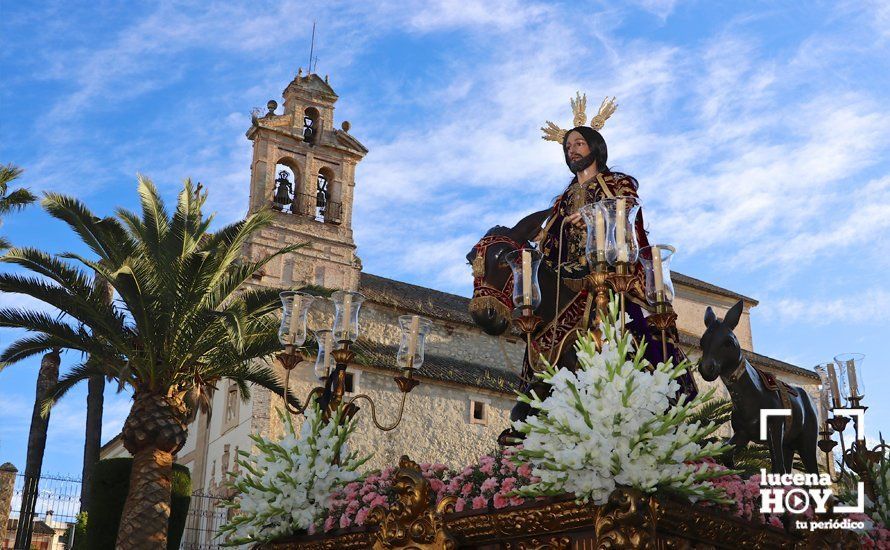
[{"left": 85, "top": 458, "right": 191, "bottom": 549}]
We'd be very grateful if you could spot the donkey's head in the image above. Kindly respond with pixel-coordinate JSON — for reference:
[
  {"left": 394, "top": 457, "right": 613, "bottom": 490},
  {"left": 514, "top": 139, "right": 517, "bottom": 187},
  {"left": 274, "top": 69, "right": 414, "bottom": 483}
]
[
  {"left": 466, "top": 209, "right": 550, "bottom": 335},
  {"left": 699, "top": 300, "right": 744, "bottom": 382}
]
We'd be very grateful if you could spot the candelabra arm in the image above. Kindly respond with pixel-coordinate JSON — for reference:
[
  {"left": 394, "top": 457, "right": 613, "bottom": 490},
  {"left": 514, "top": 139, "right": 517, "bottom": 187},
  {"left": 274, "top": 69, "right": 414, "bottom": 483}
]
[{"left": 345, "top": 389, "right": 410, "bottom": 432}]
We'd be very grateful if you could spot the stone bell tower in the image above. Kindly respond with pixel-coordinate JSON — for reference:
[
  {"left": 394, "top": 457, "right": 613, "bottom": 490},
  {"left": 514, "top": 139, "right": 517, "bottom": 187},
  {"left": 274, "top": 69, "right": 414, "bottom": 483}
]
[{"left": 245, "top": 70, "right": 368, "bottom": 291}]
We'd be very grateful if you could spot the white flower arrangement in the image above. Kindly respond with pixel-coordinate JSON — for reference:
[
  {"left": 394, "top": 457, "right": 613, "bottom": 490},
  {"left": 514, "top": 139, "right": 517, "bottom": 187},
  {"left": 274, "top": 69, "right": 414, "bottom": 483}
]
[
  {"left": 513, "top": 295, "right": 732, "bottom": 505},
  {"left": 219, "top": 401, "right": 371, "bottom": 545}
]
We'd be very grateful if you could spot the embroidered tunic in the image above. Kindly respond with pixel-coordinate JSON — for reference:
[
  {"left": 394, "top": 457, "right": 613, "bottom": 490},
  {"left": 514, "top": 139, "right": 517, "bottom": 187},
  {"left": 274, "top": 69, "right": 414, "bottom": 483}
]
[{"left": 539, "top": 171, "right": 650, "bottom": 285}]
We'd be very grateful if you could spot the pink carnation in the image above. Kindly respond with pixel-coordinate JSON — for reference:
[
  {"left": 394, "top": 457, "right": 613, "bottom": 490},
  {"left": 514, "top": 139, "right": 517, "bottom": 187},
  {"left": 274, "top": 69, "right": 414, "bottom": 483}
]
[
  {"left": 355, "top": 507, "right": 370, "bottom": 526},
  {"left": 455, "top": 497, "right": 466, "bottom": 512},
  {"left": 461, "top": 482, "right": 473, "bottom": 496},
  {"left": 517, "top": 463, "right": 532, "bottom": 477},
  {"left": 323, "top": 516, "right": 335, "bottom": 532},
  {"left": 493, "top": 493, "right": 510, "bottom": 509},
  {"left": 480, "top": 477, "right": 498, "bottom": 493},
  {"left": 472, "top": 495, "right": 488, "bottom": 510},
  {"left": 339, "top": 514, "right": 352, "bottom": 529}
]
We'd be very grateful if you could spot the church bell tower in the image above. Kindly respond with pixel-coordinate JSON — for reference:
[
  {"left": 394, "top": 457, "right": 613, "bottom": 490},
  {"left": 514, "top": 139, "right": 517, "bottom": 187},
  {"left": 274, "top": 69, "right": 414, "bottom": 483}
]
[{"left": 245, "top": 70, "right": 368, "bottom": 291}]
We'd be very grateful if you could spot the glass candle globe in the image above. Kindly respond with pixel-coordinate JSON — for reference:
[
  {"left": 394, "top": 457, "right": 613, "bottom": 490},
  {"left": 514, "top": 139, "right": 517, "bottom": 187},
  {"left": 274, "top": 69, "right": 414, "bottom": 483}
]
[
  {"left": 600, "top": 196, "right": 642, "bottom": 266},
  {"left": 504, "top": 248, "right": 542, "bottom": 310},
  {"left": 580, "top": 202, "right": 608, "bottom": 267},
  {"left": 332, "top": 290, "right": 365, "bottom": 343},
  {"left": 834, "top": 353, "right": 865, "bottom": 400},
  {"left": 313, "top": 329, "right": 334, "bottom": 380},
  {"left": 639, "top": 245, "right": 676, "bottom": 306},
  {"left": 396, "top": 315, "right": 433, "bottom": 370},
  {"left": 278, "top": 291, "right": 315, "bottom": 346}
]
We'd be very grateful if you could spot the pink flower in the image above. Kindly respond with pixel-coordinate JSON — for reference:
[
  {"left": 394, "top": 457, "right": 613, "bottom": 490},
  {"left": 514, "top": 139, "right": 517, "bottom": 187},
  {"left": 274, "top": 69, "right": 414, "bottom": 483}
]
[
  {"left": 455, "top": 497, "right": 466, "bottom": 512},
  {"left": 480, "top": 462, "right": 494, "bottom": 475},
  {"left": 362, "top": 491, "right": 380, "bottom": 504},
  {"left": 509, "top": 496, "right": 524, "bottom": 506},
  {"left": 370, "top": 495, "right": 387, "bottom": 508},
  {"left": 345, "top": 500, "right": 360, "bottom": 514},
  {"left": 339, "top": 514, "right": 352, "bottom": 529},
  {"left": 480, "top": 477, "right": 498, "bottom": 493},
  {"left": 501, "top": 477, "right": 516, "bottom": 492},
  {"left": 324, "top": 516, "right": 335, "bottom": 532},
  {"left": 355, "top": 507, "right": 370, "bottom": 526},
  {"left": 472, "top": 496, "right": 488, "bottom": 510},
  {"left": 493, "top": 493, "right": 510, "bottom": 509},
  {"left": 461, "top": 482, "right": 473, "bottom": 496},
  {"left": 517, "top": 463, "right": 532, "bottom": 477},
  {"left": 429, "top": 478, "right": 444, "bottom": 493}
]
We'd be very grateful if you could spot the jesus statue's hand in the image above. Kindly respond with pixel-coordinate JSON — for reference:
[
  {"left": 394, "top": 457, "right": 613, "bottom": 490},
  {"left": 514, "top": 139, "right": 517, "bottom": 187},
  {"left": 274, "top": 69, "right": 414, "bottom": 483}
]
[{"left": 566, "top": 212, "right": 585, "bottom": 229}]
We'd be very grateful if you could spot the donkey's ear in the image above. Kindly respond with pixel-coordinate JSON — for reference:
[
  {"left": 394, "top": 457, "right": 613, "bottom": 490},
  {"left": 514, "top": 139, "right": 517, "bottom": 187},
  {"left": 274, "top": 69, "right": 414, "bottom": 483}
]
[
  {"left": 724, "top": 300, "right": 744, "bottom": 330},
  {"left": 510, "top": 209, "right": 551, "bottom": 243},
  {"left": 704, "top": 306, "right": 717, "bottom": 328}
]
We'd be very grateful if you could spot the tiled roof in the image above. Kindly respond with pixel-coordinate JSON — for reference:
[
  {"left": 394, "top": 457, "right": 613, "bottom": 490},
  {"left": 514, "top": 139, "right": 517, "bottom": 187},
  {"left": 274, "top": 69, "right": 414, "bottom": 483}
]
[
  {"left": 352, "top": 339, "right": 522, "bottom": 396},
  {"left": 6, "top": 518, "right": 56, "bottom": 535},
  {"left": 360, "top": 273, "right": 475, "bottom": 325},
  {"left": 359, "top": 271, "right": 756, "bottom": 327},
  {"left": 671, "top": 272, "right": 758, "bottom": 306},
  {"left": 677, "top": 332, "right": 818, "bottom": 382}
]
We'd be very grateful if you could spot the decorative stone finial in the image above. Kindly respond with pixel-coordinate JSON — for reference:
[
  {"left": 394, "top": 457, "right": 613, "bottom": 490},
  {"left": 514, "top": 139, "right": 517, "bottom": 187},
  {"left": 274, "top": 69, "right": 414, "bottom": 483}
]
[
  {"left": 266, "top": 100, "right": 278, "bottom": 117},
  {"left": 341, "top": 120, "right": 351, "bottom": 133}
]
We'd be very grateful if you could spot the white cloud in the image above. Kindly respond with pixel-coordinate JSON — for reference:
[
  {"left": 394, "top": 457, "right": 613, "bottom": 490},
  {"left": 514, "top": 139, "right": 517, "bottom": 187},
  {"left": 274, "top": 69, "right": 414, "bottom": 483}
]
[{"left": 759, "top": 288, "right": 890, "bottom": 326}]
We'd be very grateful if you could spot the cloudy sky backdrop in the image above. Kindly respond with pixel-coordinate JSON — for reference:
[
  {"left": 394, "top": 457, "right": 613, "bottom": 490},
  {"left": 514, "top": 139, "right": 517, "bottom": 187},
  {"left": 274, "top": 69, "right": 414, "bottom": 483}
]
[{"left": 2, "top": 0, "right": 888, "bottom": 475}]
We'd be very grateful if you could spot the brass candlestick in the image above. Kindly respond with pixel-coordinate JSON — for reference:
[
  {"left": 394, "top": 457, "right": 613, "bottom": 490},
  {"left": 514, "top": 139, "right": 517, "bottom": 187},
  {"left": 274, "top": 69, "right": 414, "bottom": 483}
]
[
  {"left": 277, "top": 344, "right": 326, "bottom": 416},
  {"left": 645, "top": 302, "right": 678, "bottom": 364},
  {"left": 585, "top": 263, "right": 611, "bottom": 321},
  {"left": 842, "top": 439, "right": 884, "bottom": 502},
  {"left": 606, "top": 262, "right": 636, "bottom": 335},
  {"left": 515, "top": 306, "right": 543, "bottom": 371}
]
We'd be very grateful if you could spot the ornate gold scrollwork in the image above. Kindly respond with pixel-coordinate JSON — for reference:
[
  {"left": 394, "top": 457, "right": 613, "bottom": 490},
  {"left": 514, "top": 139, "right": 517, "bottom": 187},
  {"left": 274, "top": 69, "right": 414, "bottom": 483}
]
[
  {"left": 366, "top": 455, "right": 456, "bottom": 550},
  {"left": 594, "top": 488, "right": 656, "bottom": 549}
]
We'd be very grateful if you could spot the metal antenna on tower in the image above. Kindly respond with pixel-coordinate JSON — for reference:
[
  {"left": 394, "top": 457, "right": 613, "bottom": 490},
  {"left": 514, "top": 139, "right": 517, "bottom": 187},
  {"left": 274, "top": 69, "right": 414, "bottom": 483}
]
[{"left": 308, "top": 20, "right": 317, "bottom": 75}]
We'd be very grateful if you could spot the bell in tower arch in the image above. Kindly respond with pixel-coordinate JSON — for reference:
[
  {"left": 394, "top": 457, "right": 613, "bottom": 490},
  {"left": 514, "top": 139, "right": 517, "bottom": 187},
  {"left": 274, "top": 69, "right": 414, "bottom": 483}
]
[{"left": 272, "top": 170, "right": 293, "bottom": 211}]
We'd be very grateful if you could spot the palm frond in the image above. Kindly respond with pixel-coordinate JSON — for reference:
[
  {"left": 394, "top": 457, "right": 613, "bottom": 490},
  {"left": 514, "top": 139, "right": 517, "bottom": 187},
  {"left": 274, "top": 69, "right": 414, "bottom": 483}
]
[{"left": 686, "top": 397, "right": 733, "bottom": 428}]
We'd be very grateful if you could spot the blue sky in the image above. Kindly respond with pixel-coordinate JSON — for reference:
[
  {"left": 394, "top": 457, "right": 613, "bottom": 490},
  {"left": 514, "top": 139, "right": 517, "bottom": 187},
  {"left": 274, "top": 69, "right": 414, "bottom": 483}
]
[{"left": 1, "top": 0, "right": 888, "bottom": 476}]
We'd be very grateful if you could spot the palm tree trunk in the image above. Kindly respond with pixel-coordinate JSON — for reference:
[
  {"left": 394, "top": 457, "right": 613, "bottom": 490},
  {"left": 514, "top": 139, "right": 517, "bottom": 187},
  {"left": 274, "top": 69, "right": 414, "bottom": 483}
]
[
  {"left": 80, "top": 271, "right": 110, "bottom": 511},
  {"left": 116, "top": 393, "right": 188, "bottom": 549},
  {"left": 115, "top": 445, "right": 175, "bottom": 549},
  {"left": 79, "top": 373, "right": 104, "bottom": 511},
  {"left": 14, "top": 349, "right": 60, "bottom": 549}
]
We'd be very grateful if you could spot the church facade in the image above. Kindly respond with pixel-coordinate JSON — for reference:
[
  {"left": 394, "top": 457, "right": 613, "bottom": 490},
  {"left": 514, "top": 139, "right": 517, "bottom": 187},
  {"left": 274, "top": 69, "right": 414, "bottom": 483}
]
[{"left": 101, "top": 73, "right": 827, "bottom": 498}]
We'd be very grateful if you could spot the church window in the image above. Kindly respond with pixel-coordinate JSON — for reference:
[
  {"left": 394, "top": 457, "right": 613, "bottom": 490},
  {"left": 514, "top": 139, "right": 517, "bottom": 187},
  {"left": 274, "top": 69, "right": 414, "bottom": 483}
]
[
  {"left": 470, "top": 400, "right": 487, "bottom": 425},
  {"left": 343, "top": 372, "right": 355, "bottom": 393}
]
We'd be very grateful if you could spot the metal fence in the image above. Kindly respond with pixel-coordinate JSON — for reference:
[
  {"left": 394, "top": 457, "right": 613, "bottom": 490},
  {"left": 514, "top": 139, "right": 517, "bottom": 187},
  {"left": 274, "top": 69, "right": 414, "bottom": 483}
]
[
  {"left": 8, "top": 474, "right": 233, "bottom": 549},
  {"left": 180, "top": 491, "right": 233, "bottom": 549},
  {"left": 9, "top": 473, "right": 81, "bottom": 549}
]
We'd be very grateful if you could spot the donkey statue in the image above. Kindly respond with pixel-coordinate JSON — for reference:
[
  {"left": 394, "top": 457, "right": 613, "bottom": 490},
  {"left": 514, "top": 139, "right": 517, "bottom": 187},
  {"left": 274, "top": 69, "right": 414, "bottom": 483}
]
[{"left": 699, "top": 300, "right": 819, "bottom": 474}]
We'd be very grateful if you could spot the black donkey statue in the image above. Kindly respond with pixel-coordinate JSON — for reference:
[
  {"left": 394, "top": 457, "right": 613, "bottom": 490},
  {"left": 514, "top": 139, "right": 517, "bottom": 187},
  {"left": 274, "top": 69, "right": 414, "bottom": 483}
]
[{"left": 699, "top": 300, "right": 819, "bottom": 474}]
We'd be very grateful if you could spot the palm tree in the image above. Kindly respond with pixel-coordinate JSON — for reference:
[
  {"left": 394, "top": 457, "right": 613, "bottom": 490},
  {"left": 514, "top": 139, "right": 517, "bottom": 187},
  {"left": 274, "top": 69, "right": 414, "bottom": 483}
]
[
  {"left": 0, "top": 163, "right": 37, "bottom": 249},
  {"left": 0, "top": 177, "right": 300, "bottom": 548},
  {"left": 13, "top": 348, "right": 60, "bottom": 550},
  {"left": 80, "top": 273, "right": 111, "bottom": 512}
]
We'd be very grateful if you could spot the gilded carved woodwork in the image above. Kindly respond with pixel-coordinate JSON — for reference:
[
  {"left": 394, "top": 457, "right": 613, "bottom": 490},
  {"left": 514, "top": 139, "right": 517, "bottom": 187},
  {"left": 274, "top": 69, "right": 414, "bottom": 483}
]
[
  {"left": 266, "top": 484, "right": 848, "bottom": 550},
  {"left": 594, "top": 488, "right": 656, "bottom": 549},
  {"left": 366, "top": 455, "right": 457, "bottom": 550}
]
